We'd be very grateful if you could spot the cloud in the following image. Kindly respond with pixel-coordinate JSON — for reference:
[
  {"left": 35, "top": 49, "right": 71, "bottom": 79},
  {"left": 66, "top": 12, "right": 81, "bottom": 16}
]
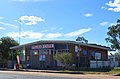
[
  {"left": 0, "top": 27, "right": 5, "bottom": 30},
  {"left": 0, "top": 17, "right": 3, "bottom": 19},
  {"left": 6, "top": 32, "right": 18, "bottom": 39},
  {"left": 105, "top": 0, "right": 120, "bottom": 12},
  {"left": 101, "top": 6, "right": 107, "bottom": 10},
  {"left": 13, "top": 0, "right": 47, "bottom": 2},
  {"left": 99, "top": 22, "right": 109, "bottom": 26},
  {"left": 41, "top": 27, "right": 63, "bottom": 33},
  {"left": 6, "top": 28, "right": 91, "bottom": 39},
  {"left": 100, "top": 21, "right": 117, "bottom": 26},
  {"left": 64, "top": 28, "right": 92, "bottom": 37},
  {"left": 109, "top": 23, "right": 117, "bottom": 26},
  {"left": 6, "top": 31, "right": 44, "bottom": 39},
  {"left": 45, "top": 33, "right": 63, "bottom": 39},
  {"left": 50, "top": 27, "right": 63, "bottom": 31},
  {"left": 84, "top": 13, "right": 93, "bottom": 17},
  {"left": 41, "top": 29, "right": 49, "bottom": 32},
  {"left": 19, "top": 16, "right": 44, "bottom": 25},
  {"left": 0, "top": 22, "right": 18, "bottom": 28},
  {"left": 45, "top": 28, "right": 91, "bottom": 39}
]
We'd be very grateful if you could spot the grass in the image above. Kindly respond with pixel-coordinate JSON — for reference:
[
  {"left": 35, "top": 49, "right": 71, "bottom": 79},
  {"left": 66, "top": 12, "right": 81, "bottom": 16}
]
[
  {"left": 110, "top": 68, "right": 120, "bottom": 76},
  {"left": 60, "top": 67, "right": 120, "bottom": 75}
]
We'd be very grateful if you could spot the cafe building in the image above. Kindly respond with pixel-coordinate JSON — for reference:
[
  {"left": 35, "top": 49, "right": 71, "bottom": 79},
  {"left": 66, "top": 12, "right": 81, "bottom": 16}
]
[{"left": 10, "top": 40, "right": 110, "bottom": 69}]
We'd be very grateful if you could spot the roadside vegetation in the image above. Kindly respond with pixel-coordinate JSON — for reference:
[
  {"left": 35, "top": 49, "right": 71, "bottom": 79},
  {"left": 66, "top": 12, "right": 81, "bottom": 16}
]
[
  {"left": 54, "top": 52, "right": 72, "bottom": 69},
  {"left": 105, "top": 19, "right": 120, "bottom": 51},
  {"left": 0, "top": 37, "right": 19, "bottom": 68},
  {"left": 60, "top": 67, "right": 120, "bottom": 75}
]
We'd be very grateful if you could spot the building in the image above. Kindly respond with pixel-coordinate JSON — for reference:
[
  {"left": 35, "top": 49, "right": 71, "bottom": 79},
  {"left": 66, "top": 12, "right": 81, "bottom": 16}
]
[{"left": 10, "top": 40, "right": 110, "bottom": 69}]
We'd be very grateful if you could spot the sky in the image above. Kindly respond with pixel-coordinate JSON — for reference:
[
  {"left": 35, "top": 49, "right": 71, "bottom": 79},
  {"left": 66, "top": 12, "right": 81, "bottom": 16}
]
[{"left": 0, "top": 0, "right": 120, "bottom": 46}]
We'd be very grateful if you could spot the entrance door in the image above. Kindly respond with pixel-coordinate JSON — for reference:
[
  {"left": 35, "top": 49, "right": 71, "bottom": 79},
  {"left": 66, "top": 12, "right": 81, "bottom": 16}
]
[
  {"left": 39, "top": 50, "right": 46, "bottom": 69},
  {"left": 39, "top": 49, "right": 54, "bottom": 69},
  {"left": 43, "top": 49, "right": 55, "bottom": 68}
]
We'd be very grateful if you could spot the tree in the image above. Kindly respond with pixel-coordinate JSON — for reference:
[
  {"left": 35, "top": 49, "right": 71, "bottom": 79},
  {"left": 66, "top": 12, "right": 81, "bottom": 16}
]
[
  {"left": 0, "top": 37, "right": 19, "bottom": 60},
  {"left": 76, "top": 36, "right": 88, "bottom": 43},
  {"left": 113, "top": 52, "right": 120, "bottom": 66},
  {"left": 54, "top": 52, "right": 72, "bottom": 67},
  {"left": 105, "top": 19, "right": 120, "bottom": 51},
  {"left": 114, "top": 52, "right": 120, "bottom": 62}
]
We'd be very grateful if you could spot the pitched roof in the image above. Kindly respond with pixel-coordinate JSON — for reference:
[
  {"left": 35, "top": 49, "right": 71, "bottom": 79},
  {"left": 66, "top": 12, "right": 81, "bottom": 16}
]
[{"left": 10, "top": 40, "right": 110, "bottom": 50}]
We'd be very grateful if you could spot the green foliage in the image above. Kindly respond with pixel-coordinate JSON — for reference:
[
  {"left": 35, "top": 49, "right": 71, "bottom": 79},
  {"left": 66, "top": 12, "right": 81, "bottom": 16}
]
[
  {"left": 13, "top": 50, "right": 20, "bottom": 60},
  {"left": 76, "top": 36, "right": 88, "bottom": 43},
  {"left": 0, "top": 37, "right": 19, "bottom": 60},
  {"left": 54, "top": 52, "right": 72, "bottom": 65},
  {"left": 106, "top": 19, "right": 120, "bottom": 50},
  {"left": 110, "top": 67, "right": 120, "bottom": 75},
  {"left": 114, "top": 52, "right": 120, "bottom": 61}
]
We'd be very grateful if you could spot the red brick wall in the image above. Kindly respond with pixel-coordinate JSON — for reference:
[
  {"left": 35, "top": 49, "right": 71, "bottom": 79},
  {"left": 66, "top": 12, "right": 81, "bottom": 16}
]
[{"left": 69, "top": 44, "right": 108, "bottom": 61}]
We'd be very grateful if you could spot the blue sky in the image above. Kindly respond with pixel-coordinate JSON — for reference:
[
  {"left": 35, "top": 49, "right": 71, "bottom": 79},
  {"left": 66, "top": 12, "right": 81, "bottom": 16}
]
[{"left": 0, "top": 0, "right": 120, "bottom": 46}]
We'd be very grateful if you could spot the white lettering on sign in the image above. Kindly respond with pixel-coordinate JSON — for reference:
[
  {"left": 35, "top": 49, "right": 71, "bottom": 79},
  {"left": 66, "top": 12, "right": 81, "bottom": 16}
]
[{"left": 31, "top": 44, "right": 54, "bottom": 49}]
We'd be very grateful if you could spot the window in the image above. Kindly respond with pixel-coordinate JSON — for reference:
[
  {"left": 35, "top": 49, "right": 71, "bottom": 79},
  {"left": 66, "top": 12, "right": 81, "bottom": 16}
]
[
  {"left": 91, "top": 51, "right": 95, "bottom": 60},
  {"left": 95, "top": 52, "right": 101, "bottom": 60},
  {"left": 66, "top": 50, "right": 69, "bottom": 52},
  {"left": 82, "top": 50, "right": 88, "bottom": 56},
  {"left": 32, "top": 50, "right": 39, "bottom": 55},
  {"left": 62, "top": 50, "right": 66, "bottom": 52},
  {"left": 43, "top": 50, "right": 48, "bottom": 54},
  {"left": 39, "top": 55, "right": 45, "bottom": 61},
  {"left": 57, "top": 50, "right": 62, "bottom": 53},
  {"left": 91, "top": 51, "right": 95, "bottom": 56}
]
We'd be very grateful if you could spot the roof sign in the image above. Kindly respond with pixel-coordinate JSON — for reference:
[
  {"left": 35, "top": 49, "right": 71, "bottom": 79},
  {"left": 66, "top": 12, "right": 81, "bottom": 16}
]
[{"left": 31, "top": 44, "right": 54, "bottom": 49}]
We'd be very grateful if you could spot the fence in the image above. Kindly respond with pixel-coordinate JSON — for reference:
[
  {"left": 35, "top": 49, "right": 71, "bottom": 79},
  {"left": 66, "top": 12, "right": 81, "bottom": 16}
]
[{"left": 90, "top": 60, "right": 119, "bottom": 68}]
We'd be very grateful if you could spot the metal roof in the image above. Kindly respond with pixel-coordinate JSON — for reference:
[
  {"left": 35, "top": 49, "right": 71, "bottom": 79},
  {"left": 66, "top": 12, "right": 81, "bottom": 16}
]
[
  {"left": 10, "top": 40, "right": 110, "bottom": 50},
  {"left": 10, "top": 40, "right": 75, "bottom": 49}
]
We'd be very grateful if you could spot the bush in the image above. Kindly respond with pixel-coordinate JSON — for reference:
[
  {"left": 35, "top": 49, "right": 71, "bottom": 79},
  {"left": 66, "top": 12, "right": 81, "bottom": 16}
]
[{"left": 54, "top": 52, "right": 72, "bottom": 68}]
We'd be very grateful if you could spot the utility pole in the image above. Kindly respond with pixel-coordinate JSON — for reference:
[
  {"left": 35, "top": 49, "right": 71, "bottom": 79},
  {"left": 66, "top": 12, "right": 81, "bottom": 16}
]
[{"left": 19, "top": 20, "right": 22, "bottom": 45}]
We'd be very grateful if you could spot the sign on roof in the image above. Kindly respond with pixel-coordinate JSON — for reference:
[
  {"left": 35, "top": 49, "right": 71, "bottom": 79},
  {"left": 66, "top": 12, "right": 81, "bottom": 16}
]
[{"left": 31, "top": 44, "right": 54, "bottom": 49}]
